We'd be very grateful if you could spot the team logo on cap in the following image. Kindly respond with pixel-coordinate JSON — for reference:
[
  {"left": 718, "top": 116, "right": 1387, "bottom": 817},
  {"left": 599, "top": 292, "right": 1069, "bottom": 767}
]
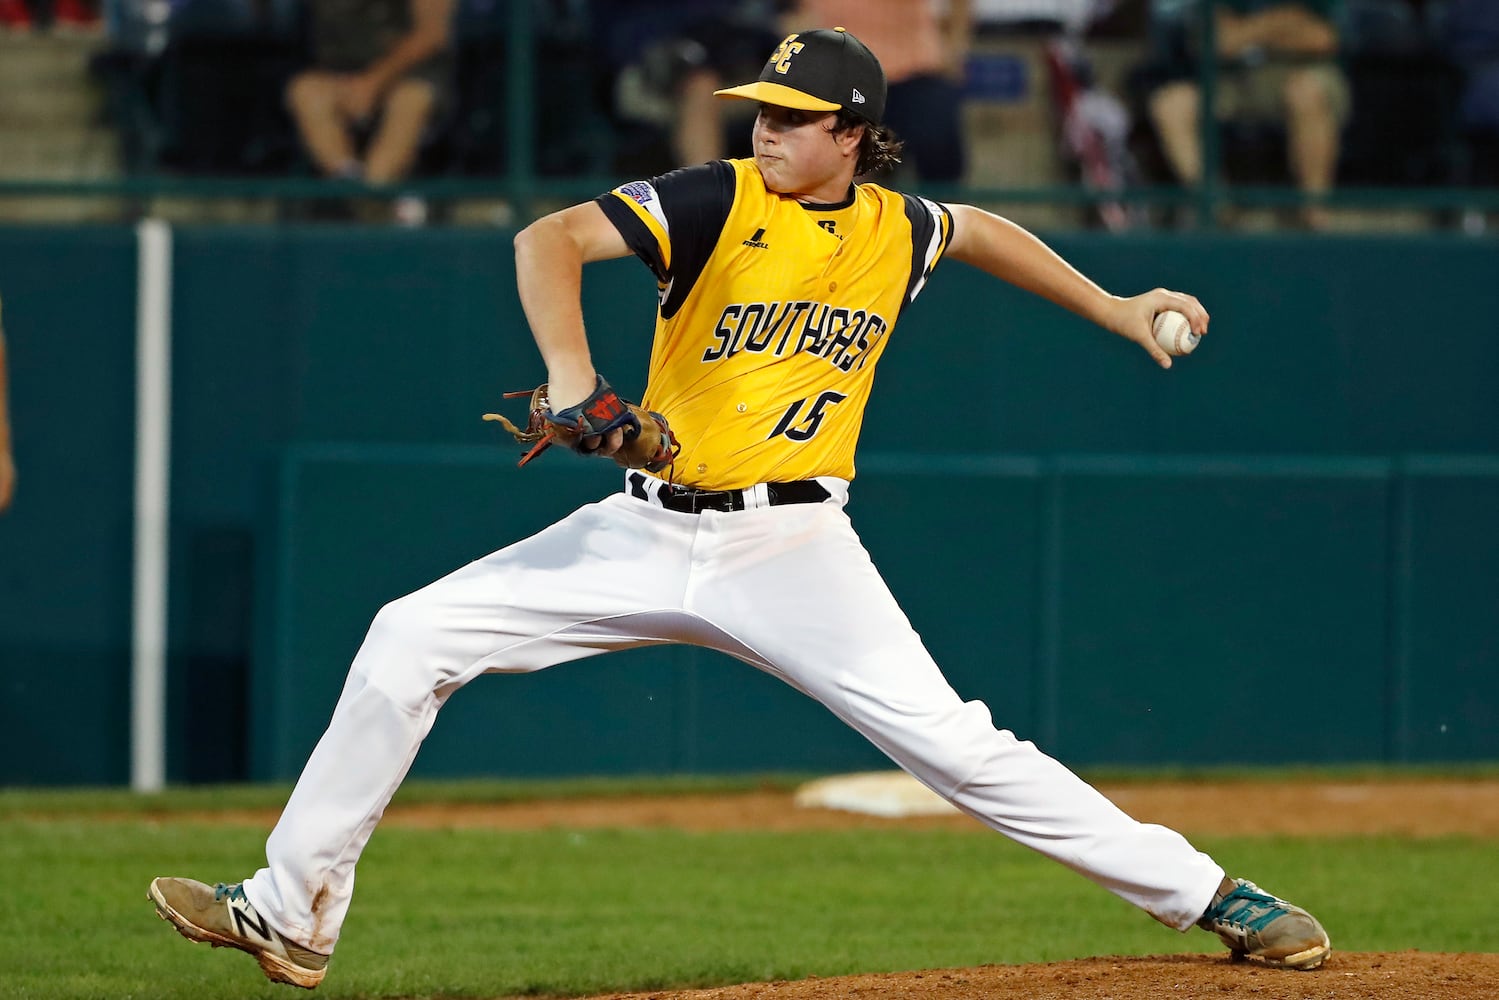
[{"left": 770, "top": 34, "right": 804, "bottom": 74}]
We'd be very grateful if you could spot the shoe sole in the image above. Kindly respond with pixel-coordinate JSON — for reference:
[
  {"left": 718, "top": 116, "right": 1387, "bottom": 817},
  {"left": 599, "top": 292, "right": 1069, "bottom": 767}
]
[
  {"left": 1280, "top": 942, "right": 1332, "bottom": 971},
  {"left": 148, "top": 879, "right": 325, "bottom": 989},
  {"left": 1232, "top": 942, "right": 1331, "bottom": 971}
]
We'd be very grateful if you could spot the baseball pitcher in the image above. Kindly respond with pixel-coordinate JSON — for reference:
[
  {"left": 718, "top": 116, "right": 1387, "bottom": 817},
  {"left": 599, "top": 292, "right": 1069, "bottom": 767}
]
[{"left": 149, "top": 28, "right": 1330, "bottom": 989}]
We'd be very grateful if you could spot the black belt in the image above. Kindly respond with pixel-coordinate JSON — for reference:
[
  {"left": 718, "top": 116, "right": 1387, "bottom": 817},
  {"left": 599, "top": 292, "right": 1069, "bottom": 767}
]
[{"left": 626, "top": 472, "right": 830, "bottom": 513}]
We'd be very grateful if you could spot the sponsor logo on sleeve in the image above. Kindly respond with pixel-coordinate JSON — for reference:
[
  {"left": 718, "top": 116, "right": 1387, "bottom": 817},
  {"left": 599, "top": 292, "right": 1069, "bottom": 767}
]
[{"left": 618, "top": 181, "right": 655, "bottom": 205}]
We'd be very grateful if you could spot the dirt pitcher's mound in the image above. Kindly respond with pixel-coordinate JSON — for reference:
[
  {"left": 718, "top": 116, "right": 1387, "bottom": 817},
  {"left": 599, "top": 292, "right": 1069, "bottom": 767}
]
[
  {"left": 585, "top": 952, "right": 1499, "bottom": 1000},
  {"left": 375, "top": 779, "right": 1499, "bottom": 837}
]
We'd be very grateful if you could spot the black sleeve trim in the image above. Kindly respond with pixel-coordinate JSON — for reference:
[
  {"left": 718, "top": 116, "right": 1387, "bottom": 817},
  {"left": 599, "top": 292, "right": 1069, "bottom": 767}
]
[
  {"left": 656, "top": 160, "right": 737, "bottom": 319},
  {"left": 594, "top": 161, "right": 737, "bottom": 317},
  {"left": 898, "top": 193, "right": 953, "bottom": 318},
  {"left": 596, "top": 192, "right": 668, "bottom": 282}
]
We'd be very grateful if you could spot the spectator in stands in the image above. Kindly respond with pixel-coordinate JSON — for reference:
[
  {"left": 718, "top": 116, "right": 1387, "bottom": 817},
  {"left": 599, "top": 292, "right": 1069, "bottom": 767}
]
[
  {"left": 785, "top": 0, "right": 971, "bottom": 181},
  {"left": 593, "top": 1, "right": 782, "bottom": 171},
  {"left": 0, "top": 296, "right": 14, "bottom": 513},
  {"left": 285, "top": 0, "right": 454, "bottom": 206},
  {"left": 968, "top": 0, "right": 1114, "bottom": 36},
  {"left": 1144, "top": 0, "right": 1349, "bottom": 229},
  {"left": 1445, "top": 0, "right": 1499, "bottom": 200},
  {"left": 0, "top": 0, "right": 99, "bottom": 33},
  {"left": 0, "top": 0, "right": 25, "bottom": 31},
  {"left": 967, "top": 0, "right": 1144, "bottom": 228}
]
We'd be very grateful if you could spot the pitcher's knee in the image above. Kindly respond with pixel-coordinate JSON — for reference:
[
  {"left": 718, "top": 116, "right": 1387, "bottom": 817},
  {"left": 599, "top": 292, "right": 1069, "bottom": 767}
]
[
  {"left": 348, "top": 594, "right": 457, "bottom": 704},
  {"left": 932, "top": 700, "right": 1017, "bottom": 781},
  {"left": 870, "top": 698, "right": 1016, "bottom": 797}
]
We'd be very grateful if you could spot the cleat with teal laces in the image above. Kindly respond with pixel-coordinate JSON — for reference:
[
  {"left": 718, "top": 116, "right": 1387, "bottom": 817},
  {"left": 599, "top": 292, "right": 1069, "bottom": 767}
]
[{"left": 1198, "top": 877, "right": 1331, "bottom": 970}]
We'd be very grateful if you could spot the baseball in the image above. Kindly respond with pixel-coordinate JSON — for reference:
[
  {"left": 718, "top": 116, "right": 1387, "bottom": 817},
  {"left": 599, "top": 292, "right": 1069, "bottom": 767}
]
[{"left": 1153, "top": 310, "right": 1200, "bottom": 356}]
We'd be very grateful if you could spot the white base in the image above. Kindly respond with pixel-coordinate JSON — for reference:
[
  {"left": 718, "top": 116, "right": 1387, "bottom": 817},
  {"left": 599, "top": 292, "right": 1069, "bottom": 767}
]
[{"left": 794, "top": 771, "right": 962, "bottom": 818}]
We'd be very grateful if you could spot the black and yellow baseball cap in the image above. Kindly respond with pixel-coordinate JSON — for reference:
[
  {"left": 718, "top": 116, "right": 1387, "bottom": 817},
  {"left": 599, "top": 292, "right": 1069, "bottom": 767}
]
[{"left": 714, "top": 27, "right": 887, "bottom": 125}]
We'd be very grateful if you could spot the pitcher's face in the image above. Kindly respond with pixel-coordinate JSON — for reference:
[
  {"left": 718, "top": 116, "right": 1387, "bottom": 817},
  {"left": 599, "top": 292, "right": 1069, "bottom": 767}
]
[{"left": 752, "top": 104, "right": 861, "bottom": 203}]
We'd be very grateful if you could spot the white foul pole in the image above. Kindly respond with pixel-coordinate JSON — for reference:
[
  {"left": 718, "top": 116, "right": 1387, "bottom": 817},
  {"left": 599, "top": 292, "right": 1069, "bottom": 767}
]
[{"left": 132, "top": 218, "right": 172, "bottom": 793}]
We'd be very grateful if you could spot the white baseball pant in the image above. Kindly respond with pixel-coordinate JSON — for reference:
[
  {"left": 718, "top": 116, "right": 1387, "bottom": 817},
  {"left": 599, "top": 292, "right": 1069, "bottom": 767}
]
[{"left": 242, "top": 476, "right": 1223, "bottom": 954}]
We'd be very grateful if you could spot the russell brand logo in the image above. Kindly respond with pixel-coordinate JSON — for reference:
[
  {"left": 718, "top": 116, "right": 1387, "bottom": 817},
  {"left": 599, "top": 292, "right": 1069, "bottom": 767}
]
[{"left": 741, "top": 227, "right": 770, "bottom": 249}]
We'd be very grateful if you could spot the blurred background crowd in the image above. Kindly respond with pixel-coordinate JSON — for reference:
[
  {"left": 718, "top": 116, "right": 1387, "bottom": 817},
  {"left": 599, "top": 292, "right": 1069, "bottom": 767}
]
[{"left": 1, "top": 0, "right": 1497, "bottom": 231}]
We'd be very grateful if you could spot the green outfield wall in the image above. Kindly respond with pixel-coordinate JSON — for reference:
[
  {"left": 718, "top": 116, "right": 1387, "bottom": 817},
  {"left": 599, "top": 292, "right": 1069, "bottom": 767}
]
[{"left": 1, "top": 225, "right": 1496, "bottom": 784}]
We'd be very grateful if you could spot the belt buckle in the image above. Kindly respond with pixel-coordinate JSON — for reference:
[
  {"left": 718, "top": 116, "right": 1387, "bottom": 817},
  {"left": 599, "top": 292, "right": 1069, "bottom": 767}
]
[
  {"left": 625, "top": 472, "right": 760, "bottom": 514},
  {"left": 667, "top": 483, "right": 711, "bottom": 513},
  {"left": 684, "top": 486, "right": 740, "bottom": 513},
  {"left": 698, "top": 487, "right": 738, "bottom": 513}
]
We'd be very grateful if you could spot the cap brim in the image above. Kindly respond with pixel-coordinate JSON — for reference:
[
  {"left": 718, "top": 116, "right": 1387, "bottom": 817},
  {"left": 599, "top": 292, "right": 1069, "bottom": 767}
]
[{"left": 712, "top": 81, "right": 842, "bottom": 113}]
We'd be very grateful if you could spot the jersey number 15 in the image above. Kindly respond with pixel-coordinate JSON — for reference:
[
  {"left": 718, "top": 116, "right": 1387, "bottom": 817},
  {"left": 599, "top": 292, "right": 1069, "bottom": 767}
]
[{"left": 767, "top": 391, "right": 847, "bottom": 442}]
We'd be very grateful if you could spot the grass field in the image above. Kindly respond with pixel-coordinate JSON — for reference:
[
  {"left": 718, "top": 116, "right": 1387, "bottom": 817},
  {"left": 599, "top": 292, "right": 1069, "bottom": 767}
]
[{"left": 2, "top": 776, "right": 1495, "bottom": 1000}]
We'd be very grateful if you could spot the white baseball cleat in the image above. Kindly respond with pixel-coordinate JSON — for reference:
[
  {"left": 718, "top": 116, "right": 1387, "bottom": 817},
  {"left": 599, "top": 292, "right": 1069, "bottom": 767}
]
[
  {"left": 1197, "top": 877, "right": 1331, "bottom": 970},
  {"left": 148, "top": 876, "right": 329, "bottom": 989}
]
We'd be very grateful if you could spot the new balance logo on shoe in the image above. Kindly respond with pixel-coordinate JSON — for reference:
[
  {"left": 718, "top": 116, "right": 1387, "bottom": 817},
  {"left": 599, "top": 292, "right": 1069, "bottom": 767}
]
[
  {"left": 742, "top": 228, "right": 770, "bottom": 249},
  {"left": 230, "top": 896, "right": 271, "bottom": 942}
]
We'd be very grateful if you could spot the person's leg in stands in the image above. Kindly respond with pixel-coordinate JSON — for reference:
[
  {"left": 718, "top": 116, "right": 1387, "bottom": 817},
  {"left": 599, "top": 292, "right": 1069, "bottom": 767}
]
[
  {"left": 1282, "top": 65, "right": 1344, "bottom": 230},
  {"left": 286, "top": 71, "right": 361, "bottom": 178},
  {"left": 882, "top": 75, "right": 967, "bottom": 182},
  {"left": 1148, "top": 80, "right": 1203, "bottom": 184},
  {"left": 674, "top": 67, "right": 726, "bottom": 167},
  {"left": 363, "top": 78, "right": 438, "bottom": 185}
]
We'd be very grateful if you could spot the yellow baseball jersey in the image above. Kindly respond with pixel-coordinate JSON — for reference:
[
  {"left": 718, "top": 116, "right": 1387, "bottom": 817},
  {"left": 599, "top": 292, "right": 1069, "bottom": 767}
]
[{"left": 596, "top": 158, "right": 954, "bottom": 490}]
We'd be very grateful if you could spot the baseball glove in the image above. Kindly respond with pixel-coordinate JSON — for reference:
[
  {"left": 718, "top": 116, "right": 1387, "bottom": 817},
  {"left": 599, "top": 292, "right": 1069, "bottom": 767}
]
[{"left": 483, "top": 374, "right": 680, "bottom": 472}]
